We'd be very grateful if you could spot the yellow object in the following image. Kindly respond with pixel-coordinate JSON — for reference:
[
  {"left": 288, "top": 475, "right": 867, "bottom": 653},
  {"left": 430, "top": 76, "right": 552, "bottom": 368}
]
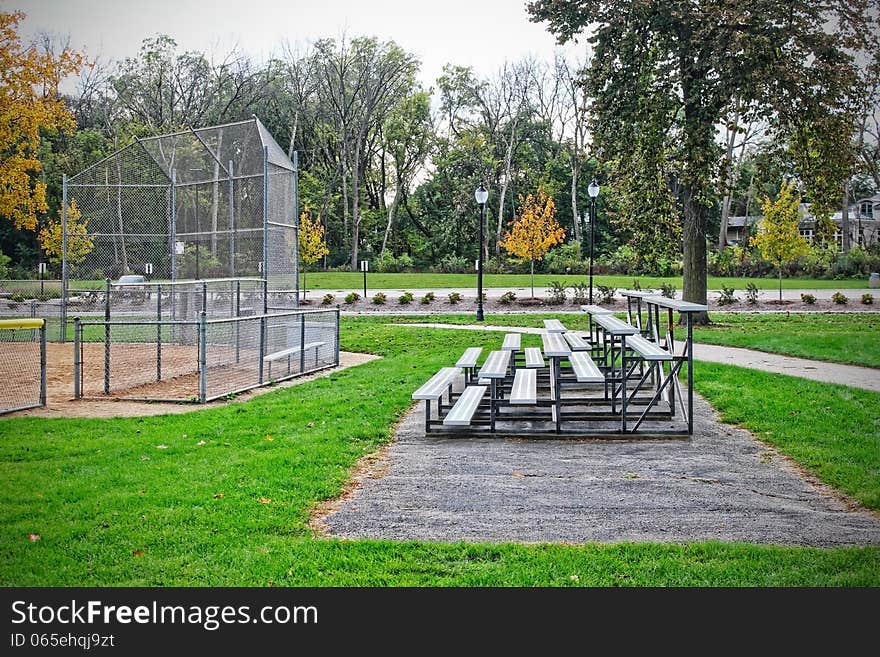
[{"left": 0, "top": 318, "right": 45, "bottom": 330}]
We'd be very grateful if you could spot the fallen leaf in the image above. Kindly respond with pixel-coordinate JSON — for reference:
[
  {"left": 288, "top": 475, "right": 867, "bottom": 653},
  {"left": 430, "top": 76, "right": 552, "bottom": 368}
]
[
  {"left": 28, "top": 533, "right": 40, "bottom": 542},
  {"left": 196, "top": 440, "right": 206, "bottom": 446},
  {"left": 140, "top": 455, "right": 150, "bottom": 461},
  {"left": 156, "top": 445, "right": 168, "bottom": 450},
  {"left": 132, "top": 549, "right": 144, "bottom": 557},
  {"left": 138, "top": 490, "right": 145, "bottom": 495},
  {"left": 512, "top": 470, "right": 523, "bottom": 477},
  {"left": 306, "top": 422, "right": 315, "bottom": 428},
  {"left": 213, "top": 493, "right": 225, "bottom": 499},
  {"left": 265, "top": 434, "right": 273, "bottom": 441},
  {"left": 258, "top": 497, "right": 272, "bottom": 504},
  {"left": 569, "top": 574, "right": 580, "bottom": 582}
]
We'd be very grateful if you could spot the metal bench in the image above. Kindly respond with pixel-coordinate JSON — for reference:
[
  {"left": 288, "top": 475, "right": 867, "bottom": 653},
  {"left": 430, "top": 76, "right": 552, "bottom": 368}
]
[
  {"left": 509, "top": 368, "right": 537, "bottom": 405},
  {"left": 456, "top": 347, "right": 483, "bottom": 382},
  {"left": 413, "top": 367, "right": 461, "bottom": 431},
  {"left": 263, "top": 341, "right": 325, "bottom": 378},
  {"left": 568, "top": 352, "right": 605, "bottom": 383},
  {"left": 543, "top": 319, "right": 567, "bottom": 333},
  {"left": 524, "top": 347, "right": 545, "bottom": 368},
  {"left": 563, "top": 331, "right": 591, "bottom": 351},
  {"left": 443, "top": 385, "right": 488, "bottom": 426},
  {"left": 501, "top": 333, "right": 521, "bottom": 351},
  {"left": 626, "top": 334, "right": 672, "bottom": 361}
]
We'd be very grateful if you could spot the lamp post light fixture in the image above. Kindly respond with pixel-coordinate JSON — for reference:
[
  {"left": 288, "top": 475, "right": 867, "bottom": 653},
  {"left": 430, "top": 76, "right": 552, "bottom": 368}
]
[
  {"left": 475, "top": 182, "right": 489, "bottom": 321},
  {"left": 587, "top": 180, "right": 600, "bottom": 305}
]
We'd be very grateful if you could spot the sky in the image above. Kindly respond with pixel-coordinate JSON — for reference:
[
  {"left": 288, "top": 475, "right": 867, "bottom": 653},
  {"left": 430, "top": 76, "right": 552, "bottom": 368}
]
[{"left": 12, "top": 0, "right": 587, "bottom": 89}]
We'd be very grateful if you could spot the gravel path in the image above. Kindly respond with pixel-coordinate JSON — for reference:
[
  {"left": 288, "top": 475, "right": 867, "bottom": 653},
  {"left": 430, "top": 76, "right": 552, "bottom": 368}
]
[{"left": 321, "top": 394, "right": 880, "bottom": 546}]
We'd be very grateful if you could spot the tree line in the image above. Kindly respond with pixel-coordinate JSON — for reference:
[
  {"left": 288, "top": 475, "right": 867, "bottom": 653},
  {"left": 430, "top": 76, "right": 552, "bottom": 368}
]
[{"left": 2, "top": 3, "right": 879, "bottom": 317}]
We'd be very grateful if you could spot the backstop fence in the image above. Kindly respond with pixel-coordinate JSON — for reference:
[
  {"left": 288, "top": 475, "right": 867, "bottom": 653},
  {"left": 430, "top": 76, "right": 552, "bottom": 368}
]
[
  {"left": 0, "top": 318, "right": 47, "bottom": 415},
  {"left": 72, "top": 307, "right": 339, "bottom": 403}
]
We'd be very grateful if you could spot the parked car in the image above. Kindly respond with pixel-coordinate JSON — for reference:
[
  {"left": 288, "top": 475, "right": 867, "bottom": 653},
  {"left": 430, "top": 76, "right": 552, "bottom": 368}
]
[{"left": 113, "top": 274, "right": 150, "bottom": 303}]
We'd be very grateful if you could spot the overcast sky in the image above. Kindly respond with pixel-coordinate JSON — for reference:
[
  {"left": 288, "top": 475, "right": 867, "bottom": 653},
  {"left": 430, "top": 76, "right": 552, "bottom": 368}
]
[{"left": 13, "top": 0, "right": 587, "bottom": 88}]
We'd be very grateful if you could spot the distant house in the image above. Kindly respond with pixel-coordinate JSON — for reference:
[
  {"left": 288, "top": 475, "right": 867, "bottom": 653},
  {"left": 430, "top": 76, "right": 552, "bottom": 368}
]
[{"left": 725, "top": 195, "right": 879, "bottom": 251}]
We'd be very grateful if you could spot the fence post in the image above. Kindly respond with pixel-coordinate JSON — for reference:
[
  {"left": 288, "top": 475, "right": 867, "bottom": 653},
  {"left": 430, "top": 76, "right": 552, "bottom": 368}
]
[
  {"left": 73, "top": 317, "right": 81, "bottom": 399},
  {"left": 335, "top": 307, "right": 340, "bottom": 367},
  {"left": 156, "top": 284, "right": 162, "bottom": 382},
  {"left": 228, "top": 160, "right": 235, "bottom": 278},
  {"left": 235, "top": 280, "right": 241, "bottom": 363},
  {"left": 258, "top": 313, "right": 266, "bottom": 385},
  {"left": 262, "top": 144, "right": 269, "bottom": 301},
  {"left": 202, "top": 281, "right": 208, "bottom": 315},
  {"left": 61, "top": 173, "right": 68, "bottom": 343},
  {"left": 30, "top": 299, "right": 36, "bottom": 319},
  {"left": 104, "top": 278, "right": 111, "bottom": 395},
  {"left": 299, "top": 312, "right": 306, "bottom": 373},
  {"left": 293, "top": 151, "right": 300, "bottom": 308},
  {"left": 199, "top": 311, "right": 207, "bottom": 404},
  {"left": 39, "top": 321, "right": 46, "bottom": 406}
]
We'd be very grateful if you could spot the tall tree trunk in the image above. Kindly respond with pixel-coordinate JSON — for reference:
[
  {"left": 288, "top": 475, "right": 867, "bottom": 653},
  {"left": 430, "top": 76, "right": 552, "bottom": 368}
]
[
  {"left": 571, "top": 161, "right": 582, "bottom": 242},
  {"left": 778, "top": 267, "right": 783, "bottom": 302},
  {"left": 380, "top": 187, "right": 399, "bottom": 256},
  {"left": 495, "top": 118, "right": 518, "bottom": 254},
  {"left": 718, "top": 102, "right": 740, "bottom": 250},
  {"left": 841, "top": 183, "right": 851, "bottom": 252},
  {"left": 530, "top": 258, "right": 535, "bottom": 299},
  {"left": 681, "top": 184, "right": 709, "bottom": 324},
  {"left": 350, "top": 135, "right": 363, "bottom": 271}
]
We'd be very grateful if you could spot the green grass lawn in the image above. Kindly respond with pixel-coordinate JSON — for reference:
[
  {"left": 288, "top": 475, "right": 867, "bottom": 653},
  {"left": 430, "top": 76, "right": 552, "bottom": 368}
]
[
  {"left": 0, "top": 317, "right": 877, "bottom": 586},
  {"left": 691, "top": 313, "right": 880, "bottom": 368}
]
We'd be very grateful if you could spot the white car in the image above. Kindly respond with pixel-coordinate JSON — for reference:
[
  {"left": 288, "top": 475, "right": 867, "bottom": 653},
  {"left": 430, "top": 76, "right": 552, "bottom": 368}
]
[{"left": 114, "top": 274, "right": 150, "bottom": 302}]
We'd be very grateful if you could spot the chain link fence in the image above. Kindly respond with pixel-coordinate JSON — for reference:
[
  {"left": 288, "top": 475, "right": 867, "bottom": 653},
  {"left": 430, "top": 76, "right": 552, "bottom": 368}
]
[
  {"left": 73, "top": 308, "right": 339, "bottom": 403},
  {"left": 0, "top": 318, "right": 47, "bottom": 414},
  {"left": 61, "top": 117, "right": 299, "bottom": 337}
]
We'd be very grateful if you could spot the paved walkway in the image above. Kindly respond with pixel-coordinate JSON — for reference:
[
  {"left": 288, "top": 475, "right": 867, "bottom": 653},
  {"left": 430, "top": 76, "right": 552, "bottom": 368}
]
[{"left": 402, "top": 323, "right": 880, "bottom": 392}]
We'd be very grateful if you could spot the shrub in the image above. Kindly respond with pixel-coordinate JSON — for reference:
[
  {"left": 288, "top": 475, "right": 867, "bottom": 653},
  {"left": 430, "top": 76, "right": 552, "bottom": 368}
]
[
  {"left": 517, "top": 297, "right": 544, "bottom": 307},
  {"left": 344, "top": 292, "right": 360, "bottom": 304},
  {"left": 631, "top": 279, "right": 641, "bottom": 291},
  {"left": 321, "top": 293, "right": 335, "bottom": 305},
  {"left": 431, "top": 255, "right": 470, "bottom": 273},
  {"left": 831, "top": 292, "right": 848, "bottom": 305},
  {"left": 499, "top": 291, "right": 517, "bottom": 304},
  {"left": 745, "top": 282, "right": 759, "bottom": 305},
  {"left": 420, "top": 292, "right": 435, "bottom": 304},
  {"left": 544, "top": 241, "right": 587, "bottom": 274},
  {"left": 800, "top": 293, "right": 817, "bottom": 305},
  {"left": 375, "top": 252, "right": 414, "bottom": 273},
  {"left": 861, "top": 293, "right": 873, "bottom": 305},
  {"left": 596, "top": 285, "right": 617, "bottom": 305},
  {"left": 546, "top": 280, "right": 567, "bottom": 305},
  {"left": 372, "top": 292, "right": 387, "bottom": 304},
  {"left": 569, "top": 282, "right": 590, "bottom": 305},
  {"left": 659, "top": 283, "right": 677, "bottom": 299},
  {"left": 398, "top": 291, "right": 414, "bottom": 304},
  {"left": 717, "top": 286, "right": 738, "bottom": 305},
  {"left": 447, "top": 292, "right": 463, "bottom": 304}
]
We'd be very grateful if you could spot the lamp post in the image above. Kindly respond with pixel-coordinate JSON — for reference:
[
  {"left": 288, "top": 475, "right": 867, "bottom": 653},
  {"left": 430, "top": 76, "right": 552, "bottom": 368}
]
[
  {"left": 475, "top": 182, "right": 488, "bottom": 321},
  {"left": 587, "top": 180, "right": 600, "bottom": 305}
]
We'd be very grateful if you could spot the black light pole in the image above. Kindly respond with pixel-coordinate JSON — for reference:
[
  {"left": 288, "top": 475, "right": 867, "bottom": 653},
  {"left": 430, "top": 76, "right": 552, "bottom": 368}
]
[
  {"left": 587, "top": 180, "right": 600, "bottom": 305},
  {"left": 475, "top": 182, "right": 488, "bottom": 321}
]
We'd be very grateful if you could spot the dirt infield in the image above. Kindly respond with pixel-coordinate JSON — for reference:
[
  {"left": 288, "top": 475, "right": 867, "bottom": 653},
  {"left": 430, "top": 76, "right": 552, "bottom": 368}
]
[{"left": 2, "top": 344, "right": 377, "bottom": 419}]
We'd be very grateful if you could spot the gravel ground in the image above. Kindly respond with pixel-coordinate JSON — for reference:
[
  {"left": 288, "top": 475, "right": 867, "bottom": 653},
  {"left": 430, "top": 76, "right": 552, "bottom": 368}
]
[{"left": 322, "top": 393, "right": 880, "bottom": 546}]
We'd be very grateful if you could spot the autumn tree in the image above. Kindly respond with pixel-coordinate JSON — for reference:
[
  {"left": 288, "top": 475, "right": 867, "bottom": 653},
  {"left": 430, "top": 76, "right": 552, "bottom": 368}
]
[
  {"left": 500, "top": 188, "right": 565, "bottom": 298},
  {"left": 528, "top": 0, "right": 880, "bottom": 323},
  {"left": 0, "top": 11, "right": 85, "bottom": 231},
  {"left": 38, "top": 200, "right": 94, "bottom": 266},
  {"left": 751, "top": 181, "right": 811, "bottom": 302},
  {"left": 298, "top": 208, "right": 329, "bottom": 300}
]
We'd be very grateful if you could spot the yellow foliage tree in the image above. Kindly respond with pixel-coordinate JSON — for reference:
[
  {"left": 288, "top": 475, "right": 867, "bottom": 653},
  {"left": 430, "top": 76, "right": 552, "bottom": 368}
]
[
  {"left": 0, "top": 11, "right": 85, "bottom": 230},
  {"left": 298, "top": 208, "right": 329, "bottom": 299},
  {"left": 499, "top": 188, "right": 565, "bottom": 298},
  {"left": 752, "top": 180, "right": 811, "bottom": 302},
  {"left": 38, "top": 200, "right": 94, "bottom": 266}
]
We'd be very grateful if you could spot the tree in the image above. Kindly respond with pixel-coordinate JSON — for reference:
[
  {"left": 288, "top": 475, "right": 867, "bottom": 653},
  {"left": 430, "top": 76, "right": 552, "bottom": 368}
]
[
  {"left": 751, "top": 181, "right": 811, "bottom": 302},
  {"left": 298, "top": 208, "right": 329, "bottom": 300},
  {"left": 38, "top": 200, "right": 94, "bottom": 266},
  {"left": 500, "top": 188, "right": 565, "bottom": 298},
  {"left": 528, "top": 0, "right": 880, "bottom": 323},
  {"left": 0, "top": 11, "right": 84, "bottom": 231}
]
